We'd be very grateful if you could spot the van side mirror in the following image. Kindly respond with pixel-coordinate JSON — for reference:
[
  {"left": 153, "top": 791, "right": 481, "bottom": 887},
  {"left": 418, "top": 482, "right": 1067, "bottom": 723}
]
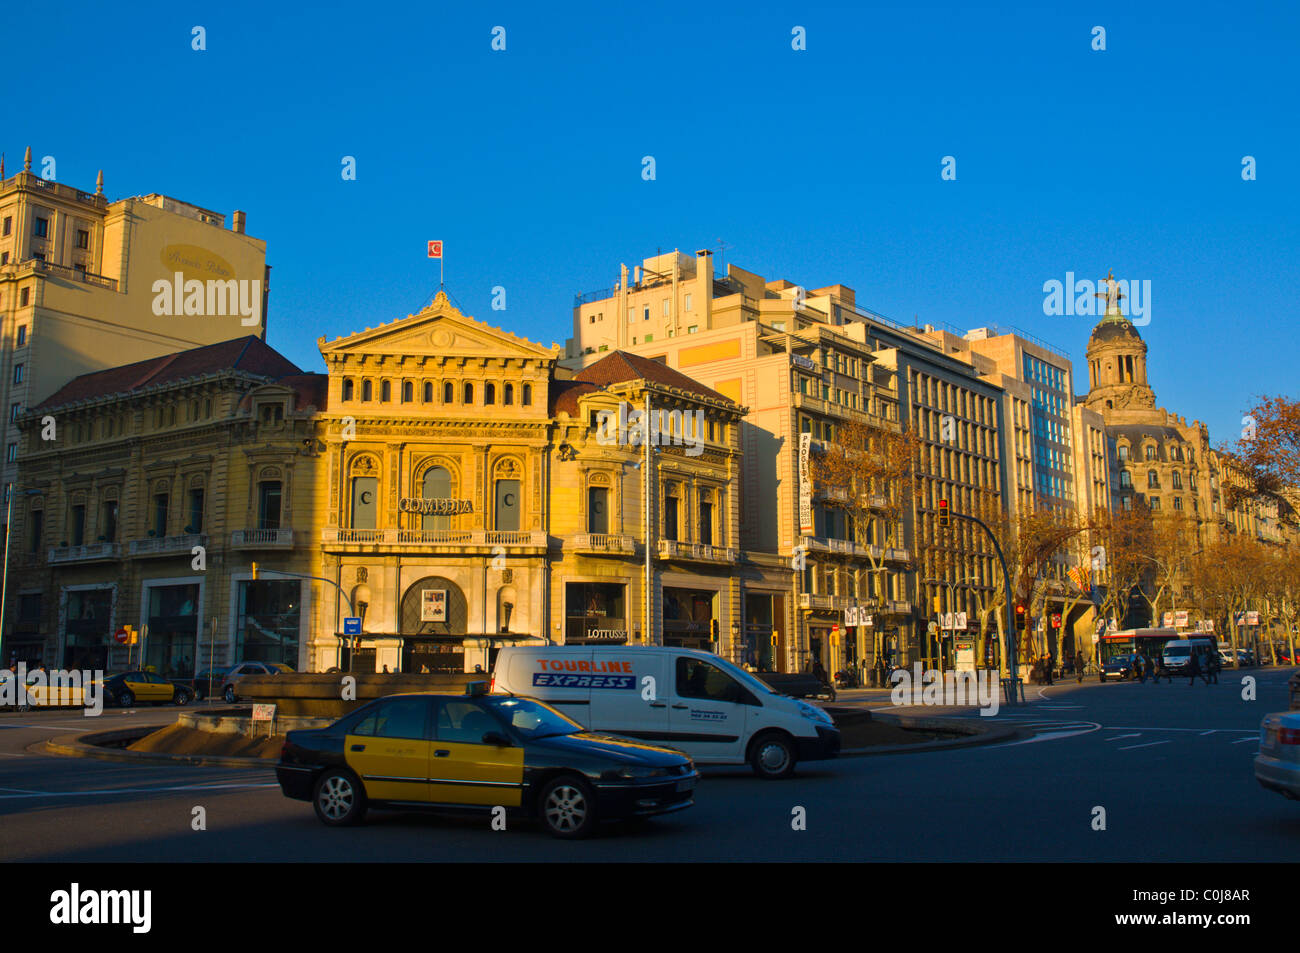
[{"left": 481, "top": 731, "right": 512, "bottom": 747}]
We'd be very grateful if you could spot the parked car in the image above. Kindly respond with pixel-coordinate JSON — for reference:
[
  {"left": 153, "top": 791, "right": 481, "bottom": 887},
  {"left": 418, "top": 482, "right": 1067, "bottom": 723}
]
[
  {"left": 1255, "top": 710, "right": 1300, "bottom": 801},
  {"left": 222, "top": 661, "right": 294, "bottom": 703},
  {"left": 102, "top": 671, "right": 192, "bottom": 707},
  {"left": 276, "top": 687, "right": 698, "bottom": 836},
  {"left": 185, "top": 669, "right": 232, "bottom": 701},
  {"left": 754, "top": 670, "right": 837, "bottom": 702}
]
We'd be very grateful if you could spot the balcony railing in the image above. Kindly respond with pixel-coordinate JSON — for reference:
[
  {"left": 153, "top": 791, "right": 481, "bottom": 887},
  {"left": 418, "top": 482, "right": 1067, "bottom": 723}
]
[
  {"left": 9, "top": 256, "right": 119, "bottom": 291},
  {"left": 128, "top": 533, "right": 207, "bottom": 556},
  {"left": 321, "top": 528, "right": 547, "bottom": 551},
  {"left": 231, "top": 529, "right": 295, "bottom": 548},
  {"left": 568, "top": 533, "right": 637, "bottom": 554},
  {"left": 48, "top": 542, "right": 121, "bottom": 564},
  {"left": 657, "top": 539, "right": 737, "bottom": 563}
]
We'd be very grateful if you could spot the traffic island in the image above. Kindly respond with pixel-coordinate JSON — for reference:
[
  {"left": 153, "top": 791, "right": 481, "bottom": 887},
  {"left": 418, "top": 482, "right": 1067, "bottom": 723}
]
[{"left": 829, "top": 707, "right": 1026, "bottom": 755}]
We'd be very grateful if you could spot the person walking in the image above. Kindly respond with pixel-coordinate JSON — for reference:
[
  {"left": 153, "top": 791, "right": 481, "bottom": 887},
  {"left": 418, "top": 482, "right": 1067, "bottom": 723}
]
[
  {"left": 1207, "top": 651, "right": 1221, "bottom": 684},
  {"left": 1187, "top": 651, "right": 1203, "bottom": 686},
  {"left": 1134, "top": 653, "right": 1146, "bottom": 683},
  {"left": 1075, "top": 651, "right": 1085, "bottom": 684}
]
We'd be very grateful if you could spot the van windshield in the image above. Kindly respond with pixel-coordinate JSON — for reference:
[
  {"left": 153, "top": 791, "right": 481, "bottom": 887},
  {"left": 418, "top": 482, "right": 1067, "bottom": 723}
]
[{"left": 1165, "top": 647, "right": 1190, "bottom": 658}]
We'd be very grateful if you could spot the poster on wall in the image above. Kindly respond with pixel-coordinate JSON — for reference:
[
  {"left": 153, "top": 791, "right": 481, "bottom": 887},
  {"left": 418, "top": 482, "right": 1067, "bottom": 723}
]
[{"left": 422, "top": 589, "right": 447, "bottom": 623}]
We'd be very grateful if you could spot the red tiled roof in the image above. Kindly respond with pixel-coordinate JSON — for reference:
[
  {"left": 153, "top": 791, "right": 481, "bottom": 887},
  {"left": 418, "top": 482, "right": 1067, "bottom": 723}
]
[
  {"left": 573, "top": 351, "right": 735, "bottom": 406},
  {"left": 549, "top": 379, "right": 601, "bottom": 417},
  {"left": 36, "top": 336, "right": 303, "bottom": 410}
]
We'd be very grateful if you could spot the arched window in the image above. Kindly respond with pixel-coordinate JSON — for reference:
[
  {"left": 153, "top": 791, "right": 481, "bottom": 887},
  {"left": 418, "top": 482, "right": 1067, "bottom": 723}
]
[
  {"left": 463, "top": 382, "right": 474, "bottom": 404},
  {"left": 522, "top": 383, "right": 532, "bottom": 406},
  {"left": 424, "top": 381, "right": 434, "bottom": 403},
  {"left": 484, "top": 383, "right": 496, "bottom": 405},
  {"left": 422, "top": 466, "right": 452, "bottom": 532},
  {"left": 504, "top": 383, "right": 514, "bottom": 405},
  {"left": 361, "top": 380, "right": 373, "bottom": 401},
  {"left": 442, "top": 382, "right": 453, "bottom": 403},
  {"left": 402, "top": 381, "right": 413, "bottom": 403},
  {"left": 381, "top": 380, "right": 392, "bottom": 402}
]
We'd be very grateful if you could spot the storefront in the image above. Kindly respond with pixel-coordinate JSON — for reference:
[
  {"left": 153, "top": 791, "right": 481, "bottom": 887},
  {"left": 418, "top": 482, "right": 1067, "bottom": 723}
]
[
  {"left": 663, "top": 586, "right": 715, "bottom": 650},
  {"left": 742, "top": 592, "right": 787, "bottom": 671},
  {"left": 399, "top": 576, "right": 468, "bottom": 673},
  {"left": 143, "top": 581, "right": 202, "bottom": 677},
  {"left": 565, "top": 582, "right": 628, "bottom": 645},
  {"left": 235, "top": 579, "right": 299, "bottom": 668},
  {"left": 62, "top": 587, "right": 115, "bottom": 671}
]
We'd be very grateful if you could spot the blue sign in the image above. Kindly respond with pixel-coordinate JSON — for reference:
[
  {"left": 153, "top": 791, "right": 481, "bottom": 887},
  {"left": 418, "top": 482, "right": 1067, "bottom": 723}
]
[{"left": 343, "top": 617, "right": 362, "bottom": 635}]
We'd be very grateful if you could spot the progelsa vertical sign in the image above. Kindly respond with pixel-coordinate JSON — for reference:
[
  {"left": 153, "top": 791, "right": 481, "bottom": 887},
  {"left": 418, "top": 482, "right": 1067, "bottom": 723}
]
[{"left": 798, "top": 432, "right": 813, "bottom": 535}]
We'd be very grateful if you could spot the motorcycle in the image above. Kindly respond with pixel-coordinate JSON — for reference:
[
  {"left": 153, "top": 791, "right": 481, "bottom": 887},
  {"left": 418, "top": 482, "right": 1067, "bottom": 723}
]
[{"left": 833, "top": 668, "right": 859, "bottom": 689}]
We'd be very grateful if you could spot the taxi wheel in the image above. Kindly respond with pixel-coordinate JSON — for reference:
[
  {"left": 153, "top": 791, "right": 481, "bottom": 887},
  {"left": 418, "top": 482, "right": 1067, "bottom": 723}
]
[
  {"left": 750, "top": 732, "right": 797, "bottom": 780},
  {"left": 174, "top": 690, "right": 191, "bottom": 706},
  {"left": 224, "top": 686, "right": 237, "bottom": 703},
  {"left": 119, "top": 689, "right": 134, "bottom": 707},
  {"left": 313, "top": 769, "right": 367, "bottom": 827},
  {"left": 539, "top": 776, "right": 596, "bottom": 839}
]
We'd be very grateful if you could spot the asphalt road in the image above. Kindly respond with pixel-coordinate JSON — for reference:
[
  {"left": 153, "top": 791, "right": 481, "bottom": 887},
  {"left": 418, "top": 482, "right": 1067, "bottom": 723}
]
[{"left": 2, "top": 669, "right": 1296, "bottom": 862}]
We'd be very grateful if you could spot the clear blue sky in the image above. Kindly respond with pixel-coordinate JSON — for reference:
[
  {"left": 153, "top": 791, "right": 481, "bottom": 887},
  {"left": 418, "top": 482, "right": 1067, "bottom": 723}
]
[{"left": 16, "top": 0, "right": 1298, "bottom": 445}]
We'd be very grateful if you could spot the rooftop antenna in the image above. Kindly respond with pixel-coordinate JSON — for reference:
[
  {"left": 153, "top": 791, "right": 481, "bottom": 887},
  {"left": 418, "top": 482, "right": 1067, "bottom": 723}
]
[{"left": 715, "top": 238, "right": 732, "bottom": 275}]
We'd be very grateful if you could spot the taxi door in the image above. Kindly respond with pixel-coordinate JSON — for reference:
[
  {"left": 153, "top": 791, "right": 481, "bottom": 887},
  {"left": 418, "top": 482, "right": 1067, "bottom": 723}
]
[
  {"left": 430, "top": 698, "right": 525, "bottom": 807},
  {"left": 343, "top": 696, "right": 435, "bottom": 803},
  {"left": 123, "top": 672, "right": 155, "bottom": 702},
  {"left": 144, "top": 673, "right": 173, "bottom": 701}
]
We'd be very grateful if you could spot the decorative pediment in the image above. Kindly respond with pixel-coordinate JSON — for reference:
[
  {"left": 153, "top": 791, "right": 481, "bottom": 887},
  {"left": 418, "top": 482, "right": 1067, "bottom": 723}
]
[{"left": 318, "top": 291, "right": 559, "bottom": 365}]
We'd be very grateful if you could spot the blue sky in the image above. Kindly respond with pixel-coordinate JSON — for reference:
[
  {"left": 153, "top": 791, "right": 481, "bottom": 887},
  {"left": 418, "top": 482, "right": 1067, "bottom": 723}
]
[{"left": 17, "top": 0, "right": 1298, "bottom": 445}]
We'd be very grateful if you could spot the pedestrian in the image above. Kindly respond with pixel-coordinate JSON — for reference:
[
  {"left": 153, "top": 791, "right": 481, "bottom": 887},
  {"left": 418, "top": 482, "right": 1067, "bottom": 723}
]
[
  {"left": 1134, "top": 653, "right": 1146, "bottom": 683},
  {"left": 1044, "top": 654, "right": 1054, "bottom": 685},
  {"left": 1187, "top": 652, "right": 1203, "bottom": 686},
  {"left": 1075, "top": 651, "right": 1085, "bottom": 684},
  {"left": 874, "top": 655, "right": 887, "bottom": 688},
  {"left": 812, "top": 657, "right": 828, "bottom": 686},
  {"left": 1152, "top": 656, "right": 1168, "bottom": 684}
]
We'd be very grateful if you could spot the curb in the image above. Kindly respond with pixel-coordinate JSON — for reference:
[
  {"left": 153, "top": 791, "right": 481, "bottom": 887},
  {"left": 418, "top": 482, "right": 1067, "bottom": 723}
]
[
  {"left": 41, "top": 727, "right": 275, "bottom": 768},
  {"left": 838, "top": 712, "right": 1029, "bottom": 756}
]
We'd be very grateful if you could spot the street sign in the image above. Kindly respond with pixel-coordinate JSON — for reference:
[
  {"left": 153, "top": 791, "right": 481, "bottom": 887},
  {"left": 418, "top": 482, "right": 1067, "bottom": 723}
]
[
  {"left": 115, "top": 627, "right": 129, "bottom": 644},
  {"left": 427, "top": 240, "right": 443, "bottom": 258},
  {"left": 845, "top": 606, "right": 859, "bottom": 627},
  {"left": 861, "top": 615, "right": 873, "bottom": 628},
  {"left": 343, "top": 617, "right": 362, "bottom": 635},
  {"left": 1051, "top": 613, "right": 1061, "bottom": 629},
  {"left": 252, "top": 704, "right": 276, "bottom": 722}
]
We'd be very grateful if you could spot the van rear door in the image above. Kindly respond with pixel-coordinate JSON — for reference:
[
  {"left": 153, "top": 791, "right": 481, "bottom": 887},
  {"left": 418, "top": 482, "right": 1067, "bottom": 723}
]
[
  {"left": 668, "top": 653, "right": 751, "bottom": 763},
  {"left": 588, "top": 649, "right": 670, "bottom": 743}
]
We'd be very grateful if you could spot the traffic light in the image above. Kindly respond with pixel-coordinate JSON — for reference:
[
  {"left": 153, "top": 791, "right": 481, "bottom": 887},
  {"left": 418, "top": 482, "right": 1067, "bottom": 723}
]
[
  {"left": 770, "top": 631, "right": 779, "bottom": 648},
  {"left": 937, "top": 499, "right": 950, "bottom": 527},
  {"left": 1015, "top": 603, "right": 1026, "bottom": 622},
  {"left": 709, "top": 619, "right": 719, "bottom": 643},
  {"left": 251, "top": 561, "right": 259, "bottom": 580}
]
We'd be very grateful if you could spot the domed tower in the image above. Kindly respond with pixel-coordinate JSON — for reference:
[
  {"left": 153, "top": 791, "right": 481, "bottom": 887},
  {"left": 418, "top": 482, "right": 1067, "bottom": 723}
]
[{"left": 1083, "top": 283, "right": 1154, "bottom": 413}]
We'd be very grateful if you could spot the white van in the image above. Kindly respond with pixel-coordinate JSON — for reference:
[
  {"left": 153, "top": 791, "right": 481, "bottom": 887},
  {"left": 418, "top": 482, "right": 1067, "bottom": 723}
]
[
  {"left": 1162, "top": 637, "right": 1217, "bottom": 675},
  {"left": 492, "top": 645, "right": 840, "bottom": 779}
]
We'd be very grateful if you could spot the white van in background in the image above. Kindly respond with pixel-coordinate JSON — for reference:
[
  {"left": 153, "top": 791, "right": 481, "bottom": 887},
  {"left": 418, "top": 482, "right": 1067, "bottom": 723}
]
[
  {"left": 1162, "top": 637, "right": 1217, "bottom": 675},
  {"left": 492, "top": 645, "right": 840, "bottom": 779}
]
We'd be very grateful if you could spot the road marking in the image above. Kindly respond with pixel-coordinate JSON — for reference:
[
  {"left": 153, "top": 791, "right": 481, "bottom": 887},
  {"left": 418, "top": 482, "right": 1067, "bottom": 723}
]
[
  {"left": 0, "top": 781, "right": 278, "bottom": 800},
  {"left": 1232, "top": 737, "right": 1259, "bottom": 745},
  {"left": 1117, "top": 741, "right": 1170, "bottom": 751},
  {"left": 1104, "top": 734, "right": 1142, "bottom": 742},
  {"left": 1199, "top": 730, "right": 1217, "bottom": 736},
  {"left": 1100, "top": 726, "right": 1257, "bottom": 733}
]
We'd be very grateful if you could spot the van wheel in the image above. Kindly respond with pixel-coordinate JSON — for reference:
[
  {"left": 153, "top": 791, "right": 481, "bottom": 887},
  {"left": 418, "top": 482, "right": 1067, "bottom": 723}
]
[
  {"left": 539, "top": 776, "right": 597, "bottom": 838},
  {"left": 750, "top": 732, "right": 797, "bottom": 780}
]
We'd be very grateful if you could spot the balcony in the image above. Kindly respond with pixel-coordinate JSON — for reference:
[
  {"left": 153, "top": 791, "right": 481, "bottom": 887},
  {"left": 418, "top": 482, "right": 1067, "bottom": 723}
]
[
  {"left": 567, "top": 533, "right": 637, "bottom": 555},
  {"left": 798, "top": 593, "right": 853, "bottom": 612},
  {"left": 232, "top": 529, "right": 295, "bottom": 549},
  {"left": 48, "top": 542, "right": 121, "bottom": 564},
  {"left": 321, "top": 528, "right": 547, "bottom": 554},
  {"left": 657, "top": 539, "right": 737, "bottom": 564},
  {"left": 128, "top": 533, "right": 208, "bottom": 557},
  {"left": 6, "top": 256, "right": 119, "bottom": 291}
]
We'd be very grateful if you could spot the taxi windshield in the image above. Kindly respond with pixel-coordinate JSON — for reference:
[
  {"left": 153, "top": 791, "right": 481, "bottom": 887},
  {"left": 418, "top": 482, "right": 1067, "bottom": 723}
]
[{"left": 483, "top": 696, "right": 583, "bottom": 739}]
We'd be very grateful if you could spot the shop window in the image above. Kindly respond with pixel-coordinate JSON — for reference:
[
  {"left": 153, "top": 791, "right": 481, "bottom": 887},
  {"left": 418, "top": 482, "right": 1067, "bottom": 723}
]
[
  {"left": 565, "top": 582, "right": 627, "bottom": 643},
  {"left": 237, "top": 579, "right": 301, "bottom": 666}
]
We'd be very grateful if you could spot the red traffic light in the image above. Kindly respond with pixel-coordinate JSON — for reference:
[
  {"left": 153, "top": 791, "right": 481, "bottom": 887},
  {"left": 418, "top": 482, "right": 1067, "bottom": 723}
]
[
  {"left": 937, "top": 499, "right": 950, "bottom": 527},
  {"left": 1015, "top": 603, "right": 1026, "bottom": 616}
]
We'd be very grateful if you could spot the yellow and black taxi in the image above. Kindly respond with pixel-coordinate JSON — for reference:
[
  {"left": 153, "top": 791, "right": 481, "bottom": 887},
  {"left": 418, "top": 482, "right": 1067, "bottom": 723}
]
[
  {"left": 275, "top": 686, "right": 699, "bottom": 838},
  {"left": 102, "top": 671, "right": 193, "bottom": 707}
]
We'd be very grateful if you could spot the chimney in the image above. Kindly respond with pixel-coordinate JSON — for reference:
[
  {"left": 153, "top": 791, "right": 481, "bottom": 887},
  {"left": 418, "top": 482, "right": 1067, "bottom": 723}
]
[
  {"left": 633, "top": 265, "right": 642, "bottom": 286},
  {"left": 695, "top": 249, "right": 713, "bottom": 329},
  {"left": 232, "top": 210, "right": 246, "bottom": 234}
]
